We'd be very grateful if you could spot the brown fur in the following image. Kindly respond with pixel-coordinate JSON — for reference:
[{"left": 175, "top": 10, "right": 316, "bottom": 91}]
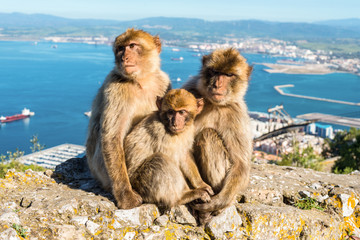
[
  {"left": 86, "top": 29, "right": 170, "bottom": 209},
  {"left": 124, "top": 89, "right": 213, "bottom": 209},
  {"left": 182, "top": 48, "right": 253, "bottom": 222}
]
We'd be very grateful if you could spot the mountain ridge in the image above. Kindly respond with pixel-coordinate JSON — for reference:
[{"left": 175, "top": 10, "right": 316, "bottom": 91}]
[{"left": 1, "top": 12, "right": 360, "bottom": 41}]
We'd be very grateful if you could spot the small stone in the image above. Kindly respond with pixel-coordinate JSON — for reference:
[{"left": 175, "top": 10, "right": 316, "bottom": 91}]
[
  {"left": 70, "top": 216, "right": 88, "bottom": 226},
  {"left": 0, "top": 212, "right": 21, "bottom": 225},
  {"left": 53, "top": 225, "right": 82, "bottom": 240},
  {"left": 85, "top": 220, "right": 100, "bottom": 235},
  {"left": 310, "top": 182, "right": 322, "bottom": 190},
  {"left": 114, "top": 204, "right": 159, "bottom": 228},
  {"left": 0, "top": 228, "right": 20, "bottom": 240},
  {"left": 123, "top": 232, "right": 136, "bottom": 240},
  {"left": 44, "top": 170, "right": 53, "bottom": 177},
  {"left": 154, "top": 215, "right": 169, "bottom": 227},
  {"left": 299, "top": 190, "right": 311, "bottom": 198},
  {"left": 170, "top": 205, "right": 197, "bottom": 226},
  {"left": 205, "top": 205, "right": 242, "bottom": 239},
  {"left": 3, "top": 202, "right": 17, "bottom": 210},
  {"left": 339, "top": 193, "right": 359, "bottom": 217},
  {"left": 151, "top": 225, "right": 160, "bottom": 232}
]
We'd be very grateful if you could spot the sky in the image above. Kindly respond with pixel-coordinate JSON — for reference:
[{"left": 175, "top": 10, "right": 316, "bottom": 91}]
[{"left": 0, "top": 0, "right": 359, "bottom": 22}]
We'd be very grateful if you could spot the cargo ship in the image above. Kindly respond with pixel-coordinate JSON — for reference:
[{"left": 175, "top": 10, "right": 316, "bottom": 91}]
[{"left": 0, "top": 108, "right": 35, "bottom": 123}]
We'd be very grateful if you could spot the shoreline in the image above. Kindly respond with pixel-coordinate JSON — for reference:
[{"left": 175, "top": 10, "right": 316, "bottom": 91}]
[
  {"left": 274, "top": 84, "right": 360, "bottom": 106},
  {"left": 259, "top": 63, "right": 338, "bottom": 75}
]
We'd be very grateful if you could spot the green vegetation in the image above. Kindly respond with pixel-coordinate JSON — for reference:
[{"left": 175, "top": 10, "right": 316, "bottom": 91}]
[
  {"left": 296, "top": 39, "right": 360, "bottom": 57},
  {"left": 0, "top": 135, "right": 46, "bottom": 178},
  {"left": 30, "top": 135, "right": 45, "bottom": 153},
  {"left": 295, "top": 197, "right": 325, "bottom": 211},
  {"left": 323, "top": 128, "right": 360, "bottom": 174},
  {"left": 12, "top": 223, "right": 28, "bottom": 238},
  {"left": 277, "top": 140, "right": 324, "bottom": 171}
]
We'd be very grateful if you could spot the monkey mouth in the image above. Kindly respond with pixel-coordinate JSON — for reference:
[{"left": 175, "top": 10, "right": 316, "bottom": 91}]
[
  {"left": 168, "top": 126, "right": 185, "bottom": 134},
  {"left": 123, "top": 65, "right": 138, "bottom": 73},
  {"left": 209, "top": 92, "right": 226, "bottom": 101}
]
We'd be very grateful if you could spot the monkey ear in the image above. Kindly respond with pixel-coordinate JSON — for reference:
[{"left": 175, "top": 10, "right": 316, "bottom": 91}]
[
  {"left": 202, "top": 55, "right": 210, "bottom": 66},
  {"left": 247, "top": 66, "right": 254, "bottom": 79},
  {"left": 153, "top": 36, "right": 162, "bottom": 54},
  {"left": 196, "top": 98, "right": 204, "bottom": 114},
  {"left": 156, "top": 96, "right": 163, "bottom": 111}
]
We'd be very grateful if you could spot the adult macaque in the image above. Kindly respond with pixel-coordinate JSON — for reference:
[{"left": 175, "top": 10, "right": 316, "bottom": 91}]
[
  {"left": 183, "top": 48, "right": 253, "bottom": 222},
  {"left": 86, "top": 29, "right": 170, "bottom": 209},
  {"left": 124, "top": 89, "right": 214, "bottom": 209}
]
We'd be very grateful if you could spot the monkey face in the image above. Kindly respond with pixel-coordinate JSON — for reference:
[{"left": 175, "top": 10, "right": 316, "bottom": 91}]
[
  {"left": 200, "top": 48, "right": 252, "bottom": 105},
  {"left": 165, "top": 109, "right": 191, "bottom": 134},
  {"left": 205, "top": 70, "right": 235, "bottom": 102},
  {"left": 114, "top": 41, "right": 143, "bottom": 76},
  {"left": 113, "top": 29, "right": 162, "bottom": 79},
  {"left": 157, "top": 89, "right": 203, "bottom": 135}
]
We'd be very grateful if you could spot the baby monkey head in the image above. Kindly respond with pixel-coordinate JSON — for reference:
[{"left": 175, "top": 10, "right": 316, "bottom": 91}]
[{"left": 157, "top": 89, "right": 204, "bottom": 134}]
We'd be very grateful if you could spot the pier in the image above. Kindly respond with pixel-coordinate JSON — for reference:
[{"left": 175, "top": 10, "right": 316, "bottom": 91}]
[
  {"left": 297, "top": 113, "right": 360, "bottom": 128},
  {"left": 274, "top": 84, "right": 360, "bottom": 106}
]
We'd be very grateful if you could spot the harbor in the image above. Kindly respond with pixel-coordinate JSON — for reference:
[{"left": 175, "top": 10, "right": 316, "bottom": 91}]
[
  {"left": 274, "top": 84, "right": 360, "bottom": 106},
  {"left": 297, "top": 113, "right": 360, "bottom": 128}
]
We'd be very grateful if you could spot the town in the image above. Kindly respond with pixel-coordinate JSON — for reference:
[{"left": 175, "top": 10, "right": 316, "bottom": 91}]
[{"left": 43, "top": 36, "right": 360, "bottom": 75}]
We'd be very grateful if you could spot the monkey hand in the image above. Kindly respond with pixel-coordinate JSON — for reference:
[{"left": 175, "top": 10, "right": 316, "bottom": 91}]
[
  {"left": 199, "top": 183, "right": 214, "bottom": 196},
  {"left": 192, "top": 188, "right": 211, "bottom": 203},
  {"left": 190, "top": 194, "right": 230, "bottom": 212},
  {"left": 114, "top": 188, "right": 143, "bottom": 209}
]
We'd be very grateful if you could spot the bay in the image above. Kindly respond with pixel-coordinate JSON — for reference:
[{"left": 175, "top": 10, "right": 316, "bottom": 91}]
[{"left": 0, "top": 41, "right": 359, "bottom": 154}]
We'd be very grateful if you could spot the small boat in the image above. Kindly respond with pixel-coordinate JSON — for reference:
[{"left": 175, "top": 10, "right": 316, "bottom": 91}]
[
  {"left": 84, "top": 111, "right": 92, "bottom": 117},
  {"left": 171, "top": 57, "right": 184, "bottom": 61},
  {"left": 172, "top": 48, "right": 180, "bottom": 52},
  {"left": 0, "top": 108, "right": 35, "bottom": 123}
]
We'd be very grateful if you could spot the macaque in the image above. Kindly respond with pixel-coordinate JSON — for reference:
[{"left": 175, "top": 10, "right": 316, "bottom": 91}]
[
  {"left": 86, "top": 29, "right": 170, "bottom": 209},
  {"left": 124, "top": 89, "right": 214, "bottom": 209},
  {"left": 182, "top": 48, "right": 253, "bottom": 222}
]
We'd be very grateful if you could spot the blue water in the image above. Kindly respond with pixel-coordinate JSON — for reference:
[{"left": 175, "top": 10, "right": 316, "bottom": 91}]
[{"left": 0, "top": 41, "right": 359, "bottom": 154}]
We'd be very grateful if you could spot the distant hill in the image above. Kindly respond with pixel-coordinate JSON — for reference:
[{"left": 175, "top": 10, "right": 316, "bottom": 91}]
[{"left": 1, "top": 12, "right": 360, "bottom": 41}]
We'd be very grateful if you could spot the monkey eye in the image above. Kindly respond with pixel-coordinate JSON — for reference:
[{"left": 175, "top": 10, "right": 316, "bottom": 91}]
[
  {"left": 179, "top": 110, "right": 187, "bottom": 115},
  {"left": 129, "top": 43, "right": 138, "bottom": 49},
  {"left": 225, "top": 73, "right": 235, "bottom": 77},
  {"left": 167, "top": 109, "right": 175, "bottom": 115},
  {"left": 117, "top": 46, "right": 125, "bottom": 52}
]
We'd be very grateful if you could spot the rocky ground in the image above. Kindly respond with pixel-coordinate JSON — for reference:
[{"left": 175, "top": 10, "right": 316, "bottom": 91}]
[{"left": 0, "top": 157, "right": 359, "bottom": 240}]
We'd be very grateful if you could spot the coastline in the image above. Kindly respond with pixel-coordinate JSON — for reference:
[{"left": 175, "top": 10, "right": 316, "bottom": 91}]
[{"left": 260, "top": 63, "right": 337, "bottom": 75}]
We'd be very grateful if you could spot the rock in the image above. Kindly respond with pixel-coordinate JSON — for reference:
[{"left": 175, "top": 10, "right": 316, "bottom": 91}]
[
  {"left": 340, "top": 193, "right": 359, "bottom": 217},
  {"left": 154, "top": 215, "right": 169, "bottom": 227},
  {"left": 0, "top": 212, "right": 21, "bottom": 225},
  {"left": 205, "top": 205, "right": 242, "bottom": 239},
  {"left": 169, "top": 205, "right": 197, "bottom": 226},
  {"left": 0, "top": 157, "right": 359, "bottom": 239},
  {"left": 113, "top": 204, "right": 159, "bottom": 228},
  {"left": 70, "top": 216, "right": 88, "bottom": 226},
  {"left": 0, "top": 228, "right": 20, "bottom": 240},
  {"left": 85, "top": 220, "right": 100, "bottom": 235}
]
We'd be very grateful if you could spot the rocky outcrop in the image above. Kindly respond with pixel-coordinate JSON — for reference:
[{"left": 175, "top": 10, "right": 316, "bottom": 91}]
[{"left": 0, "top": 157, "right": 359, "bottom": 239}]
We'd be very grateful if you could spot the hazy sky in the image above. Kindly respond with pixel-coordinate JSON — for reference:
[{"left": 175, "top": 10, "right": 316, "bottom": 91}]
[{"left": 0, "top": 0, "right": 359, "bottom": 22}]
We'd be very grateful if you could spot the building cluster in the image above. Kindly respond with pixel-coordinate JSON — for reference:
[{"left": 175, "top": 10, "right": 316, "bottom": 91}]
[
  {"left": 44, "top": 36, "right": 112, "bottom": 45},
  {"left": 186, "top": 38, "right": 360, "bottom": 75},
  {"left": 250, "top": 112, "right": 334, "bottom": 157}
]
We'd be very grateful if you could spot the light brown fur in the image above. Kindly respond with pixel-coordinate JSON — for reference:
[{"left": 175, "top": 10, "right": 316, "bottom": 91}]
[
  {"left": 182, "top": 48, "right": 253, "bottom": 222},
  {"left": 124, "top": 89, "right": 213, "bottom": 209},
  {"left": 86, "top": 29, "right": 170, "bottom": 209}
]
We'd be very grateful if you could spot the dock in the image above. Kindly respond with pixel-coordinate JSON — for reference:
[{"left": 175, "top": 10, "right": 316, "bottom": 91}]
[
  {"left": 274, "top": 84, "right": 360, "bottom": 106},
  {"left": 296, "top": 113, "right": 360, "bottom": 128}
]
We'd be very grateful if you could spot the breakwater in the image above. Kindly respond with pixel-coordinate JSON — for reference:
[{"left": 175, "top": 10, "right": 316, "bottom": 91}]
[{"left": 274, "top": 84, "right": 360, "bottom": 106}]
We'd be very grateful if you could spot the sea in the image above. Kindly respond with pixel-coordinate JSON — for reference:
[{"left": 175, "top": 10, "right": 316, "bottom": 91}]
[{"left": 0, "top": 41, "right": 360, "bottom": 155}]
